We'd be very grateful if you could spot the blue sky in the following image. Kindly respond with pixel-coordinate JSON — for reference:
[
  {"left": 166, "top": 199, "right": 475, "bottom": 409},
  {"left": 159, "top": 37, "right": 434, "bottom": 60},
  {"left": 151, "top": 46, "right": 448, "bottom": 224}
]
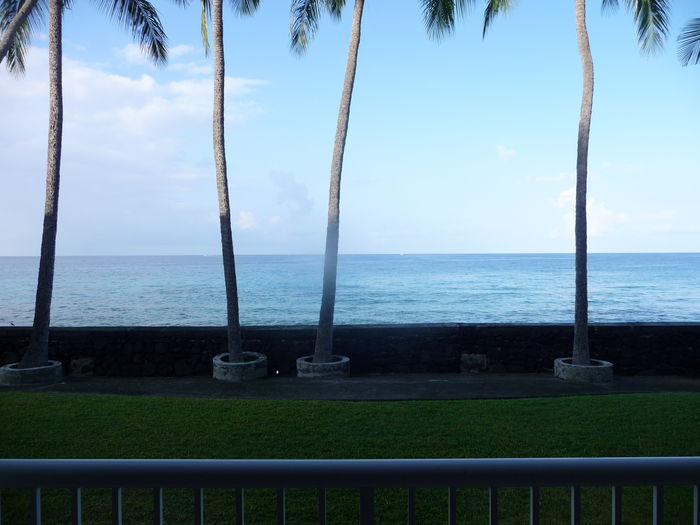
[{"left": 1, "top": 0, "right": 698, "bottom": 255}]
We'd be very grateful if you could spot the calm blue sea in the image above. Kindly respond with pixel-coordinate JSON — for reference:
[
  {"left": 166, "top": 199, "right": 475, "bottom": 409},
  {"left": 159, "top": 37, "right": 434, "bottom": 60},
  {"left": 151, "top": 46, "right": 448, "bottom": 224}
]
[{"left": 0, "top": 254, "right": 698, "bottom": 326}]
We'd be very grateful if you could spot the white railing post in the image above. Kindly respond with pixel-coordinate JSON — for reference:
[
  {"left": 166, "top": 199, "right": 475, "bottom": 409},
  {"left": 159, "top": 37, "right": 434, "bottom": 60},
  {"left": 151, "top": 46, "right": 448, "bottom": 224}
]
[
  {"left": 530, "top": 486, "right": 539, "bottom": 525},
  {"left": 611, "top": 485, "right": 622, "bottom": 525},
  {"left": 153, "top": 488, "right": 163, "bottom": 525},
  {"left": 571, "top": 485, "right": 581, "bottom": 525},
  {"left": 31, "top": 488, "right": 41, "bottom": 525},
  {"left": 488, "top": 487, "right": 498, "bottom": 525},
  {"left": 653, "top": 485, "right": 664, "bottom": 525},
  {"left": 71, "top": 488, "right": 82, "bottom": 525}
]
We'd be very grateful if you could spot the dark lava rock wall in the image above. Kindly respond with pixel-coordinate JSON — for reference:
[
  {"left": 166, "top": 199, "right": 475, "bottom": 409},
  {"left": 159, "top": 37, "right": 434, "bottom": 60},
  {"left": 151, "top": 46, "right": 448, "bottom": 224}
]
[{"left": 0, "top": 324, "right": 698, "bottom": 377}]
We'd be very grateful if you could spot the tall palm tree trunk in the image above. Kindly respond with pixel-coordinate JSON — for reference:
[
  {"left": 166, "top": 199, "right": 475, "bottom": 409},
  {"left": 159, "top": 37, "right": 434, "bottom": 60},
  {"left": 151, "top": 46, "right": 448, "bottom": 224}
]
[
  {"left": 20, "top": 0, "right": 62, "bottom": 369},
  {"left": 313, "top": 0, "right": 364, "bottom": 364},
  {"left": 0, "top": 0, "right": 40, "bottom": 65},
  {"left": 212, "top": 0, "right": 243, "bottom": 363},
  {"left": 572, "top": 0, "right": 593, "bottom": 366}
]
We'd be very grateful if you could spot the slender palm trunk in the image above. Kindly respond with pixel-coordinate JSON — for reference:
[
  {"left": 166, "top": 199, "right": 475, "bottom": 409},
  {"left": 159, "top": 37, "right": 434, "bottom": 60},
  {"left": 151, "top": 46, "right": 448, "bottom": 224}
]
[
  {"left": 0, "top": 0, "right": 40, "bottom": 65},
  {"left": 20, "top": 0, "right": 62, "bottom": 369},
  {"left": 212, "top": 0, "right": 243, "bottom": 362},
  {"left": 572, "top": 0, "right": 593, "bottom": 366},
  {"left": 313, "top": 0, "right": 364, "bottom": 363}
]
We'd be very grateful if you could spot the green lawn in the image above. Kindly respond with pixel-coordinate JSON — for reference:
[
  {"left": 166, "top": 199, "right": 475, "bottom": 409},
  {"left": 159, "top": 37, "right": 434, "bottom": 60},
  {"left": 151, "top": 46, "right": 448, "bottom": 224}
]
[{"left": 1, "top": 392, "right": 698, "bottom": 524}]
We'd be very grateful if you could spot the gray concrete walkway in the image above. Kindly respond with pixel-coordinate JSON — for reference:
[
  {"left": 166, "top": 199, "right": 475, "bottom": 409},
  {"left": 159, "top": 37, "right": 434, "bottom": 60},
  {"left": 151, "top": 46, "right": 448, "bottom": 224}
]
[{"left": 1, "top": 373, "right": 699, "bottom": 401}]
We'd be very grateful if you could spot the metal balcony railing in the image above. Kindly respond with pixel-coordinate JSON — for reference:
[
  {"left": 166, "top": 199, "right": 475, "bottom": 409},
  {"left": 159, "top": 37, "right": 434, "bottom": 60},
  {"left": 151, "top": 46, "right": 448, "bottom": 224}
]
[{"left": 0, "top": 457, "right": 699, "bottom": 524}]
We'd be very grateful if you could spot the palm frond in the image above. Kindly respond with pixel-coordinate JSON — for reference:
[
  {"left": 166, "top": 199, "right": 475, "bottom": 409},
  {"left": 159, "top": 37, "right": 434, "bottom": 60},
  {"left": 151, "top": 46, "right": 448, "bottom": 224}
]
[
  {"left": 483, "top": 0, "right": 514, "bottom": 38},
  {"left": 601, "top": 0, "right": 618, "bottom": 13},
  {"left": 200, "top": 0, "right": 210, "bottom": 56},
  {"left": 421, "top": 0, "right": 474, "bottom": 41},
  {"left": 229, "top": 0, "right": 258, "bottom": 16},
  {"left": 0, "top": 0, "right": 47, "bottom": 73},
  {"left": 323, "top": 0, "right": 343, "bottom": 20},
  {"left": 633, "top": 0, "right": 670, "bottom": 53},
  {"left": 604, "top": 0, "right": 669, "bottom": 54},
  {"left": 678, "top": 17, "right": 700, "bottom": 66},
  {"left": 289, "top": 0, "right": 348, "bottom": 54},
  {"left": 92, "top": 0, "right": 168, "bottom": 64},
  {"left": 289, "top": 0, "right": 320, "bottom": 54},
  {"left": 4, "top": 22, "right": 28, "bottom": 72}
]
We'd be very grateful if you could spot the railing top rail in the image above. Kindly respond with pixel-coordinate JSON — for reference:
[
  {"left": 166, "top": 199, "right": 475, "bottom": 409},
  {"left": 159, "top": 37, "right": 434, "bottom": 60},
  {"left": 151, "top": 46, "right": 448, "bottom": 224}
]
[{"left": 1, "top": 457, "right": 698, "bottom": 489}]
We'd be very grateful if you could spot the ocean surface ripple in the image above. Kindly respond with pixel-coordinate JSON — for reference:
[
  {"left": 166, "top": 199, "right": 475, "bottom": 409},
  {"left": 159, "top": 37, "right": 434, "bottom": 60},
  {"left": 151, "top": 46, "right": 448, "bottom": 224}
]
[{"left": 1, "top": 253, "right": 698, "bottom": 326}]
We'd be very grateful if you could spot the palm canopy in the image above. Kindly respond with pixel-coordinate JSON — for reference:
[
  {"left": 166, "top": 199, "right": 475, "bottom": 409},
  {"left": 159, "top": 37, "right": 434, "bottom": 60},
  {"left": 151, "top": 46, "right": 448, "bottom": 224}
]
[
  {"left": 678, "top": 17, "right": 700, "bottom": 66},
  {"left": 478, "top": 0, "right": 669, "bottom": 53},
  {"left": 1, "top": 0, "right": 173, "bottom": 73},
  {"left": 290, "top": 0, "right": 479, "bottom": 53}
]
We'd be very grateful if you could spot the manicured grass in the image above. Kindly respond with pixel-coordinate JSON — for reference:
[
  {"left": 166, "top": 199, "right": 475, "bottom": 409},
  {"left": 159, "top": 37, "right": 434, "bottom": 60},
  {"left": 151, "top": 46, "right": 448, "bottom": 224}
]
[{"left": 1, "top": 392, "right": 698, "bottom": 524}]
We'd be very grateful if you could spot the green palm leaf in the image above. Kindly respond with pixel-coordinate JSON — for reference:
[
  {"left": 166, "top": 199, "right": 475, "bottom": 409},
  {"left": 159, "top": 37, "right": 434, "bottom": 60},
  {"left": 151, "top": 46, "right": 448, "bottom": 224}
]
[
  {"left": 290, "top": 0, "right": 322, "bottom": 54},
  {"left": 229, "top": 0, "right": 259, "bottom": 16},
  {"left": 422, "top": 0, "right": 474, "bottom": 40},
  {"left": 200, "top": 0, "right": 210, "bottom": 55},
  {"left": 602, "top": 0, "right": 669, "bottom": 54},
  {"left": 0, "top": 0, "right": 46, "bottom": 73},
  {"left": 92, "top": 0, "right": 170, "bottom": 64},
  {"left": 678, "top": 17, "right": 700, "bottom": 66},
  {"left": 290, "top": 0, "right": 346, "bottom": 55},
  {"left": 483, "top": 0, "right": 514, "bottom": 37}
]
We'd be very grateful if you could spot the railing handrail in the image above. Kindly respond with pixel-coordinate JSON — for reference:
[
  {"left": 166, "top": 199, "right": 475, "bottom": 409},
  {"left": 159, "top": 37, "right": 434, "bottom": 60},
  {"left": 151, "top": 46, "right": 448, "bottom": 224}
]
[{"left": 1, "top": 457, "right": 698, "bottom": 489}]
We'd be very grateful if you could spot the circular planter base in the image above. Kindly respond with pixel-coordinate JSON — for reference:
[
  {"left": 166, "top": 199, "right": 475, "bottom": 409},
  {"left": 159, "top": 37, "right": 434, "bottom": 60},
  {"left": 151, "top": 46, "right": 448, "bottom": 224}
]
[
  {"left": 213, "top": 352, "right": 268, "bottom": 382},
  {"left": 0, "top": 360, "right": 63, "bottom": 386},
  {"left": 554, "top": 357, "right": 613, "bottom": 383},
  {"left": 296, "top": 355, "right": 350, "bottom": 378}
]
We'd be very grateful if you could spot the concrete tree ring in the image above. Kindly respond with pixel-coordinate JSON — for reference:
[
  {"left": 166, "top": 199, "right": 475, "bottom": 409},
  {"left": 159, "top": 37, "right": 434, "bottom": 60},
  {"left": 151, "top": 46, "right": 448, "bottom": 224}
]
[
  {"left": 296, "top": 355, "right": 350, "bottom": 378},
  {"left": 212, "top": 352, "right": 268, "bottom": 382},
  {"left": 0, "top": 360, "right": 63, "bottom": 385},
  {"left": 554, "top": 357, "right": 614, "bottom": 383}
]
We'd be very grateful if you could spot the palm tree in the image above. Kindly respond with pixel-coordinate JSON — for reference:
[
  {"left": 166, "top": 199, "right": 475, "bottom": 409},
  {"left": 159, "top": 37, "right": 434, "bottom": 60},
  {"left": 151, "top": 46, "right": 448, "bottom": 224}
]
[
  {"left": 201, "top": 0, "right": 260, "bottom": 365},
  {"left": 1, "top": 0, "right": 168, "bottom": 371},
  {"left": 468, "top": 0, "right": 669, "bottom": 369},
  {"left": 290, "top": 0, "right": 363, "bottom": 366},
  {"left": 292, "top": 0, "right": 482, "bottom": 369},
  {"left": 678, "top": 17, "right": 700, "bottom": 65}
]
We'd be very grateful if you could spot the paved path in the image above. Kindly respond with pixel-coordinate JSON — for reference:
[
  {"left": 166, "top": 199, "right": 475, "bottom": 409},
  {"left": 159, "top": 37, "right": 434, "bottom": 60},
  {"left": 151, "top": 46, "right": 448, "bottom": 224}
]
[{"left": 2, "top": 373, "right": 699, "bottom": 401}]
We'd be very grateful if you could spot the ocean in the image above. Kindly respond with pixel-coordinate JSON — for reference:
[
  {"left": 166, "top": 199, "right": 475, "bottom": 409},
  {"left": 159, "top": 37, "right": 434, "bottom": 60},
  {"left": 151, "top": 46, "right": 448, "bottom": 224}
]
[{"left": 0, "top": 253, "right": 698, "bottom": 326}]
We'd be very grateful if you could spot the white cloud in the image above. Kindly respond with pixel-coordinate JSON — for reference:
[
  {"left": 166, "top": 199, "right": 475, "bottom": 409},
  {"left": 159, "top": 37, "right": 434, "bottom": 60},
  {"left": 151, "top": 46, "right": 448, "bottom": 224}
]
[
  {"left": 170, "top": 45, "right": 193, "bottom": 58},
  {"left": 646, "top": 210, "right": 700, "bottom": 234},
  {"left": 651, "top": 209, "right": 678, "bottom": 220},
  {"left": 235, "top": 211, "right": 257, "bottom": 230},
  {"left": 113, "top": 43, "right": 153, "bottom": 66},
  {"left": 497, "top": 145, "right": 517, "bottom": 160},
  {"left": 167, "top": 61, "right": 213, "bottom": 76},
  {"left": 551, "top": 187, "right": 629, "bottom": 238},
  {"left": 0, "top": 46, "right": 265, "bottom": 255},
  {"left": 114, "top": 43, "right": 200, "bottom": 69},
  {"left": 269, "top": 171, "right": 313, "bottom": 215},
  {"left": 553, "top": 187, "right": 575, "bottom": 208}
]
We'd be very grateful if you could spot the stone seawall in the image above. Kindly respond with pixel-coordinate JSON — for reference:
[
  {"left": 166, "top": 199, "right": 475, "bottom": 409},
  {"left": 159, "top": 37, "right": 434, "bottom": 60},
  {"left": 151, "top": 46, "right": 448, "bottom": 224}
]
[{"left": 1, "top": 324, "right": 698, "bottom": 377}]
